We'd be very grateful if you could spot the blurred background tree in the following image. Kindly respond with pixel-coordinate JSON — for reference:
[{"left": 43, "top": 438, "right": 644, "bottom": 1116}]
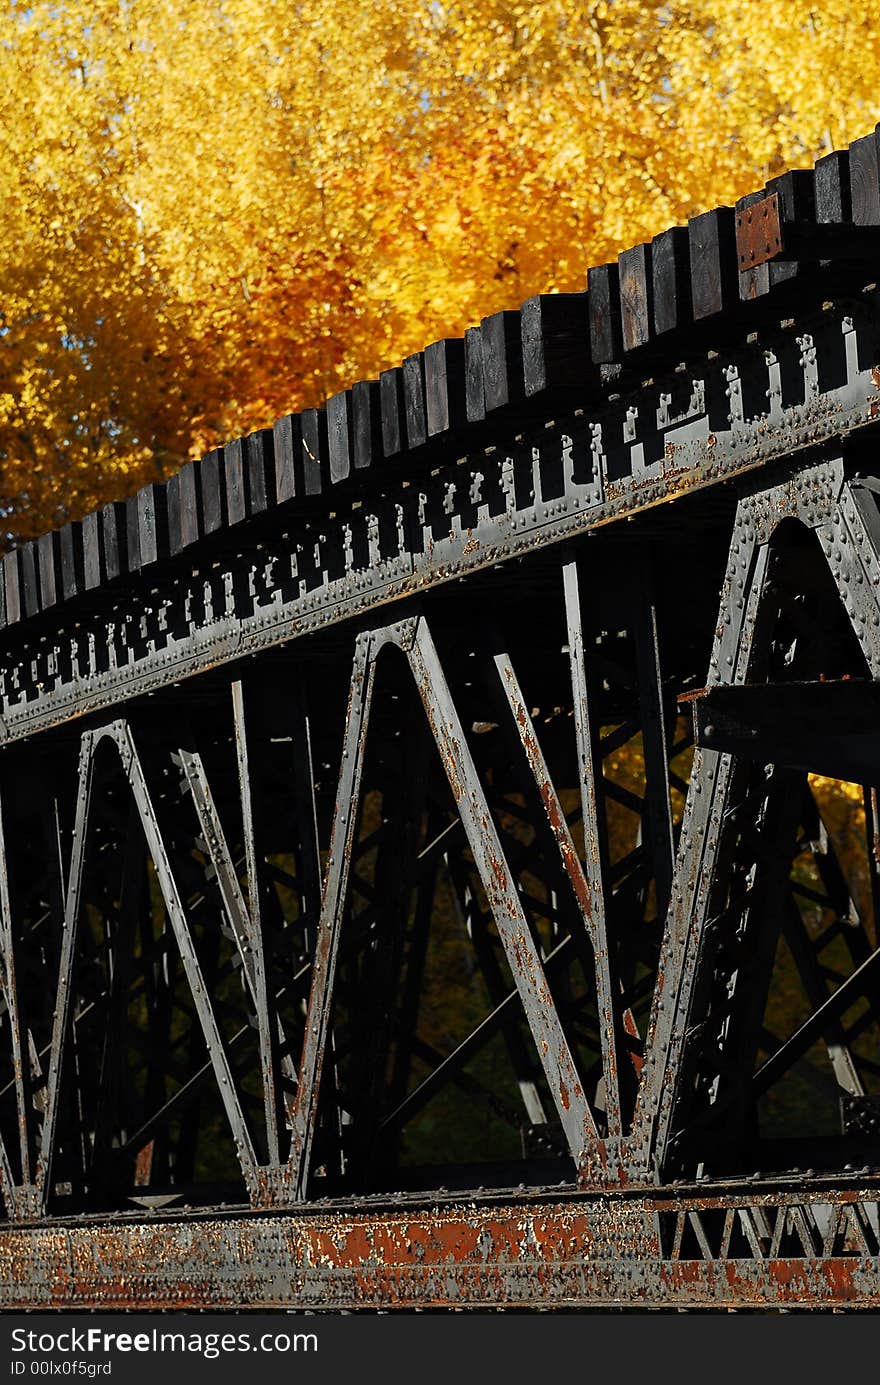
[{"left": 0, "top": 1, "right": 877, "bottom": 539}]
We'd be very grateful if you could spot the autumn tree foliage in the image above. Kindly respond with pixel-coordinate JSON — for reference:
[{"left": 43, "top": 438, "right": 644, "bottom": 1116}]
[{"left": 1, "top": 1, "right": 879, "bottom": 541}]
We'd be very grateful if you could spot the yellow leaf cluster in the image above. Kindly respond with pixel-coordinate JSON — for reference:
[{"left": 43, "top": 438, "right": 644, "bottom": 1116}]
[{"left": 0, "top": 0, "right": 878, "bottom": 539}]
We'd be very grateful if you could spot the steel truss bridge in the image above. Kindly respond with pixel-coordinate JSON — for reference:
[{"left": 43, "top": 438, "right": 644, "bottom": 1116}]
[{"left": 3, "top": 135, "right": 880, "bottom": 1310}]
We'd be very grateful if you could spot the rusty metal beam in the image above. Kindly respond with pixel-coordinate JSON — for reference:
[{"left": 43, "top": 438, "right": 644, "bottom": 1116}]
[
  {"left": 562, "top": 557, "right": 623, "bottom": 1144},
  {"left": 107, "top": 721, "right": 260, "bottom": 1194},
  {"left": 402, "top": 614, "right": 602, "bottom": 1173},
  {"left": 178, "top": 743, "right": 291, "bottom": 1162},
  {"left": 1, "top": 1183, "right": 879, "bottom": 1309}
]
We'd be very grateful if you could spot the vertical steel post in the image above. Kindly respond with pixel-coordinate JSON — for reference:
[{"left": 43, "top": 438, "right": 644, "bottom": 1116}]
[
  {"left": 561, "top": 557, "right": 622, "bottom": 1141},
  {"left": 287, "top": 631, "right": 377, "bottom": 1199}
]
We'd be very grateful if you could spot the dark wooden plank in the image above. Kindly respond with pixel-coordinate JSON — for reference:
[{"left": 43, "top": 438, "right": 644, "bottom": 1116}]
[
  {"left": 769, "top": 167, "right": 815, "bottom": 223},
  {"left": 200, "top": 449, "right": 225, "bottom": 535},
  {"left": 224, "top": 437, "right": 247, "bottom": 525},
  {"left": 688, "top": 206, "right": 737, "bottom": 320},
  {"left": 587, "top": 263, "right": 622, "bottom": 363},
  {"left": 520, "top": 292, "right": 591, "bottom": 396},
  {"left": 81, "top": 510, "right": 102, "bottom": 590},
  {"left": 402, "top": 353, "right": 427, "bottom": 449},
  {"left": 272, "top": 414, "right": 297, "bottom": 504},
  {"left": 849, "top": 128, "right": 880, "bottom": 226},
  {"left": 178, "top": 461, "right": 202, "bottom": 544},
  {"left": 244, "top": 430, "right": 275, "bottom": 512},
  {"left": 101, "top": 501, "right": 128, "bottom": 579},
  {"left": 135, "top": 483, "right": 168, "bottom": 568},
  {"left": 464, "top": 326, "right": 485, "bottom": 422},
  {"left": 652, "top": 226, "right": 692, "bottom": 335},
  {"left": 126, "top": 495, "right": 142, "bottom": 571},
  {"left": 351, "top": 379, "right": 381, "bottom": 471},
  {"left": 166, "top": 473, "right": 182, "bottom": 554},
  {"left": 424, "top": 339, "right": 466, "bottom": 435},
  {"left": 380, "top": 367, "right": 406, "bottom": 458},
  {"left": 299, "top": 408, "right": 327, "bottom": 495},
  {"left": 2, "top": 552, "right": 20, "bottom": 626},
  {"left": 736, "top": 189, "right": 771, "bottom": 301},
  {"left": 36, "top": 532, "right": 60, "bottom": 610},
  {"left": 815, "top": 150, "right": 851, "bottom": 223},
  {"left": 19, "top": 543, "right": 39, "bottom": 617},
  {"left": 766, "top": 169, "right": 815, "bottom": 288},
  {"left": 481, "top": 311, "right": 523, "bottom": 412},
  {"left": 59, "top": 523, "right": 84, "bottom": 600},
  {"left": 327, "top": 390, "right": 353, "bottom": 485},
  {"left": 814, "top": 151, "right": 850, "bottom": 275},
  {"left": 618, "top": 243, "right": 653, "bottom": 352}
]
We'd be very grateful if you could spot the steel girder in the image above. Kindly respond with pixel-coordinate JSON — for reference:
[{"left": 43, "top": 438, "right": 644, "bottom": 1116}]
[
  {"left": 2, "top": 1182, "right": 880, "bottom": 1310},
  {"left": 0, "top": 296, "right": 877, "bottom": 749}
]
